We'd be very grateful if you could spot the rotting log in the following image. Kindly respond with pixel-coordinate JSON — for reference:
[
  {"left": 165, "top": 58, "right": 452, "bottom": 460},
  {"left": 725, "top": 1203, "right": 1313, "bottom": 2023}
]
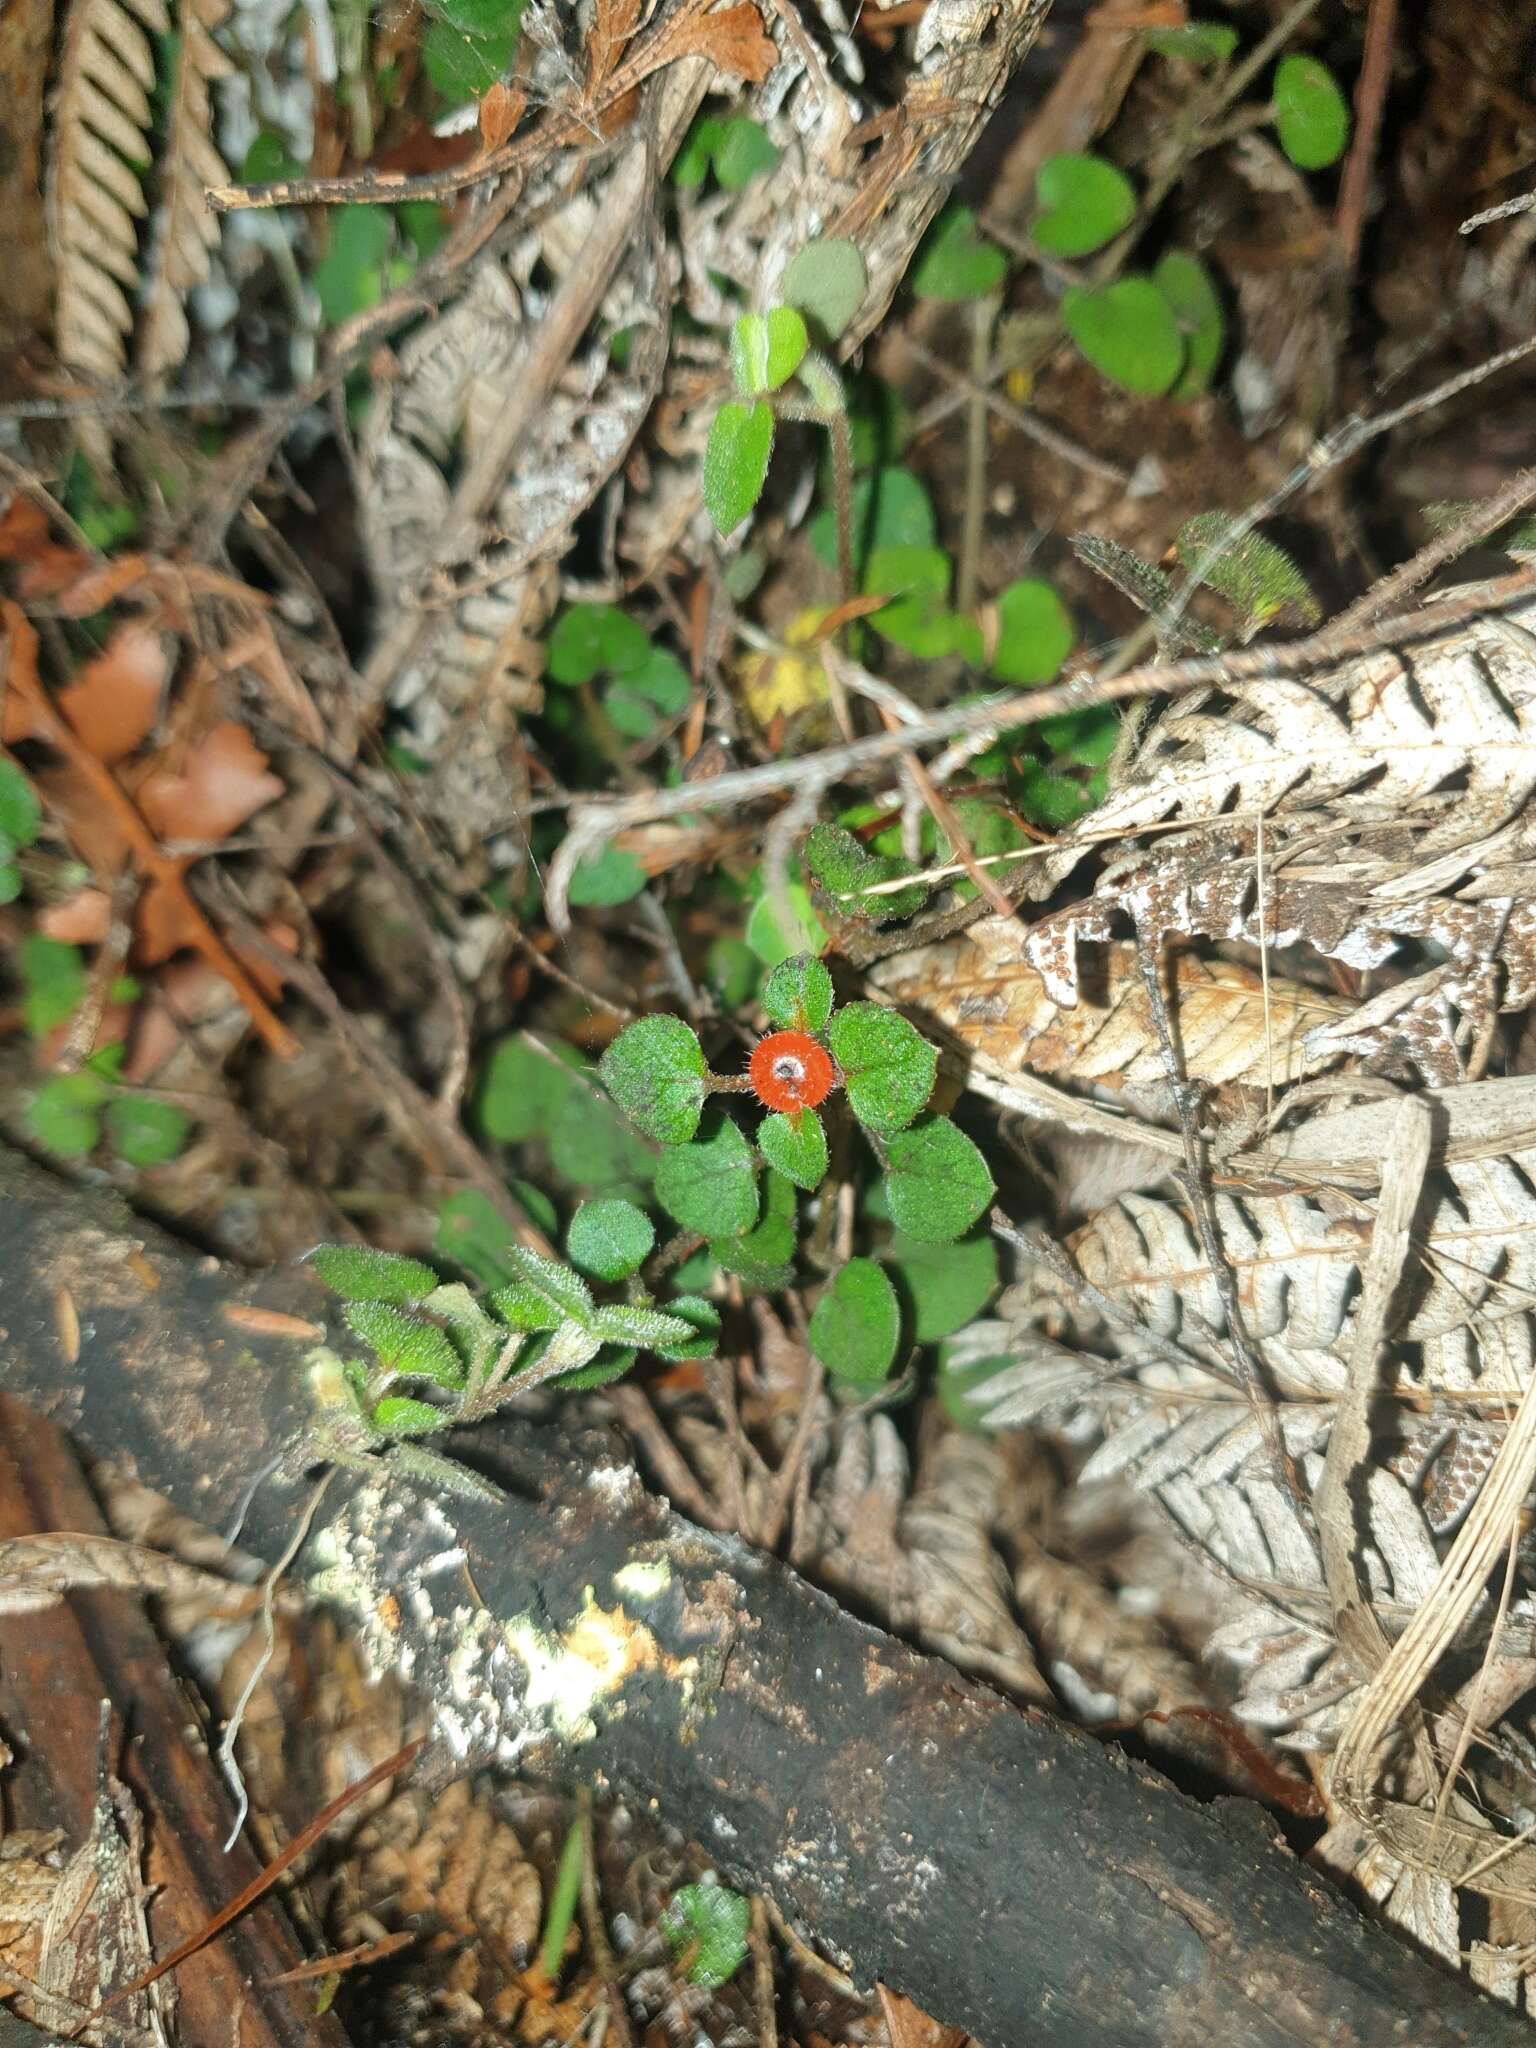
[{"left": 0, "top": 1144, "right": 1529, "bottom": 2048}]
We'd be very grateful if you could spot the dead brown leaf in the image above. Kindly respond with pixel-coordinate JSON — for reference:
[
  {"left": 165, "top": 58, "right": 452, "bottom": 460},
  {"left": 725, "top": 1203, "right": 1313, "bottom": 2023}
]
[{"left": 664, "top": 1, "right": 777, "bottom": 83}]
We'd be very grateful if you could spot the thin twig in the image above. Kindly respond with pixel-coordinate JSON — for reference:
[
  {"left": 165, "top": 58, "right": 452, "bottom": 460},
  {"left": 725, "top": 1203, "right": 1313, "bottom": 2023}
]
[
  {"left": 1329, "top": 466, "right": 1536, "bottom": 633},
  {"left": 1333, "top": 0, "right": 1398, "bottom": 277},
  {"left": 904, "top": 335, "right": 1128, "bottom": 485},
  {"left": 956, "top": 295, "right": 995, "bottom": 614}
]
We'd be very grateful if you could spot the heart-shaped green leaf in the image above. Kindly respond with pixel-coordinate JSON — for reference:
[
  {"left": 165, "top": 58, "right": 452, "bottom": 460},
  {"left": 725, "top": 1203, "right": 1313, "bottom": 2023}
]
[
  {"left": 883, "top": 1117, "right": 994, "bottom": 1242},
  {"left": 809, "top": 1258, "right": 900, "bottom": 1388},
  {"left": 1062, "top": 278, "right": 1184, "bottom": 396},
  {"left": 828, "top": 1002, "right": 936, "bottom": 1135},
  {"left": 911, "top": 205, "right": 1007, "bottom": 301},
  {"left": 782, "top": 236, "right": 867, "bottom": 340},
  {"left": 761, "top": 953, "right": 834, "bottom": 1033},
  {"left": 599, "top": 1014, "right": 707, "bottom": 1145},
  {"left": 757, "top": 1108, "right": 829, "bottom": 1191},
  {"left": 654, "top": 1115, "right": 758, "bottom": 1237},
  {"left": 1032, "top": 152, "right": 1136, "bottom": 258}
]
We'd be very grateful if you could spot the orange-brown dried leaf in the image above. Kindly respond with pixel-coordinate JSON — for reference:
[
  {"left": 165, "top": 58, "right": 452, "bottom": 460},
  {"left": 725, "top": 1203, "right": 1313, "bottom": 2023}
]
[
  {"left": 39, "top": 887, "right": 113, "bottom": 944},
  {"left": 665, "top": 1, "right": 776, "bottom": 82},
  {"left": 56, "top": 621, "right": 167, "bottom": 761},
  {"left": 53, "top": 553, "right": 153, "bottom": 616},
  {"left": 586, "top": 0, "right": 641, "bottom": 95},
  {"left": 0, "top": 595, "right": 43, "bottom": 738},
  {"left": 138, "top": 721, "right": 283, "bottom": 843},
  {"left": 477, "top": 80, "right": 526, "bottom": 153},
  {"left": 0, "top": 498, "right": 89, "bottom": 597}
]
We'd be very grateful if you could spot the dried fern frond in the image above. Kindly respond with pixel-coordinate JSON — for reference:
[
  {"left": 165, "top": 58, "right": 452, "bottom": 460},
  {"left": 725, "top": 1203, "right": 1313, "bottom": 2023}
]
[
  {"left": 48, "top": 0, "right": 170, "bottom": 456},
  {"left": 871, "top": 919, "right": 1354, "bottom": 1117},
  {"left": 138, "top": 0, "right": 232, "bottom": 386}
]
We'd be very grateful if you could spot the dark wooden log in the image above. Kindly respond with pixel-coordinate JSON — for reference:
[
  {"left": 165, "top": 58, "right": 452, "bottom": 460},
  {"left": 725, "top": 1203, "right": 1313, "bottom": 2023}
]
[{"left": 0, "top": 1145, "right": 1528, "bottom": 2048}]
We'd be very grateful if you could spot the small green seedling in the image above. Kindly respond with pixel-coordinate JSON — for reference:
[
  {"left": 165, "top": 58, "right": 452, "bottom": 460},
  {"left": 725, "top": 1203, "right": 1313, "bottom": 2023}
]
[
  {"left": 660, "top": 1883, "right": 751, "bottom": 1990},
  {"left": 702, "top": 235, "right": 870, "bottom": 538},
  {"left": 306, "top": 1229, "right": 715, "bottom": 1489}
]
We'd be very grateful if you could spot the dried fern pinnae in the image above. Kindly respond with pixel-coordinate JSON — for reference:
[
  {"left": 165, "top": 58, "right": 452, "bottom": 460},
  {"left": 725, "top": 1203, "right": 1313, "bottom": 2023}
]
[
  {"left": 1073, "top": 592, "right": 1536, "bottom": 861},
  {"left": 871, "top": 920, "right": 1354, "bottom": 1116},
  {"left": 137, "top": 0, "right": 232, "bottom": 386},
  {"left": 48, "top": 0, "right": 170, "bottom": 403}
]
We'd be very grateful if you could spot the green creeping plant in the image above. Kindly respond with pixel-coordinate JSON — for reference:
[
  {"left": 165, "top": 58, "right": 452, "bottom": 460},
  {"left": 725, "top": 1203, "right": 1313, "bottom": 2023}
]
[
  {"left": 596, "top": 958, "right": 996, "bottom": 1391},
  {"left": 303, "top": 1238, "right": 714, "bottom": 1496}
]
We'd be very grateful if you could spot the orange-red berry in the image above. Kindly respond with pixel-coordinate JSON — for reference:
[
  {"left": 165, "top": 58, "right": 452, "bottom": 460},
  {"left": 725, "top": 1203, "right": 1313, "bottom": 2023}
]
[{"left": 748, "top": 1030, "right": 835, "bottom": 1114}]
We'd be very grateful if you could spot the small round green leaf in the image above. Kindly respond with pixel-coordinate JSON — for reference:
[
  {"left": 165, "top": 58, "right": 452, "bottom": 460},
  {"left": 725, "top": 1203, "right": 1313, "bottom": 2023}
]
[
  {"left": 782, "top": 236, "right": 867, "bottom": 339},
  {"left": 311, "top": 1244, "right": 439, "bottom": 1302},
  {"left": 547, "top": 603, "right": 650, "bottom": 686},
  {"left": 606, "top": 648, "right": 691, "bottom": 739},
  {"left": 761, "top": 953, "right": 834, "bottom": 1032},
  {"left": 713, "top": 1212, "right": 796, "bottom": 1290},
  {"left": 567, "top": 1198, "right": 655, "bottom": 1282},
  {"left": 20, "top": 935, "right": 86, "bottom": 1036},
  {"left": 1273, "top": 54, "right": 1350, "bottom": 171},
  {"left": 827, "top": 1002, "right": 936, "bottom": 1135},
  {"left": 883, "top": 1117, "right": 994, "bottom": 1242},
  {"left": 24, "top": 1073, "right": 103, "bottom": 1157},
  {"left": 1062, "top": 278, "right": 1185, "bottom": 396},
  {"left": 0, "top": 758, "right": 40, "bottom": 853},
  {"left": 756, "top": 1108, "right": 828, "bottom": 1191},
  {"left": 888, "top": 1229, "right": 999, "bottom": 1340},
  {"left": 990, "top": 578, "right": 1075, "bottom": 684},
  {"left": 0, "top": 862, "right": 20, "bottom": 905},
  {"left": 745, "top": 882, "right": 827, "bottom": 966},
  {"left": 1032, "top": 152, "right": 1136, "bottom": 258},
  {"left": 703, "top": 400, "right": 774, "bottom": 535},
  {"left": 599, "top": 1014, "right": 707, "bottom": 1145},
  {"left": 105, "top": 1096, "right": 190, "bottom": 1168},
  {"left": 1146, "top": 21, "right": 1237, "bottom": 65},
  {"left": 809, "top": 1258, "right": 900, "bottom": 1388},
  {"left": 713, "top": 116, "right": 779, "bottom": 191},
  {"left": 654, "top": 1115, "right": 758, "bottom": 1237},
  {"left": 1155, "top": 251, "right": 1225, "bottom": 399},
  {"left": 911, "top": 205, "right": 1007, "bottom": 301},
  {"left": 729, "top": 307, "right": 808, "bottom": 397},
  {"left": 661, "top": 1884, "right": 751, "bottom": 1990},
  {"left": 568, "top": 843, "right": 648, "bottom": 908}
]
